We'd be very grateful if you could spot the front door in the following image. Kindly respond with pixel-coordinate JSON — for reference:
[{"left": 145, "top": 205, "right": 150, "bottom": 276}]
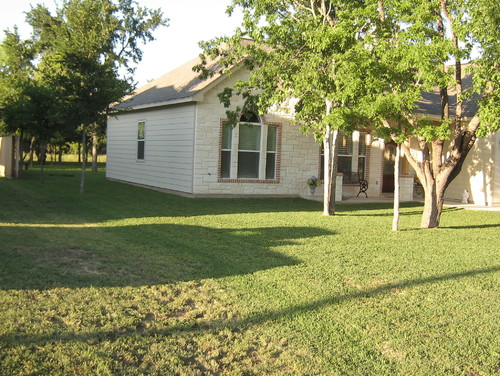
[{"left": 382, "top": 142, "right": 396, "bottom": 193}]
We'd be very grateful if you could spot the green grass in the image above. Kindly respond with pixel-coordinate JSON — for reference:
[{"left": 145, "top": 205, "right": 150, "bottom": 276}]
[{"left": 1, "top": 163, "right": 499, "bottom": 375}]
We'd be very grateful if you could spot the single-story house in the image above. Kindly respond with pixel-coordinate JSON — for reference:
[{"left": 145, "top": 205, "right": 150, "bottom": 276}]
[
  {"left": 0, "top": 135, "right": 20, "bottom": 178},
  {"left": 106, "top": 57, "right": 499, "bottom": 206}
]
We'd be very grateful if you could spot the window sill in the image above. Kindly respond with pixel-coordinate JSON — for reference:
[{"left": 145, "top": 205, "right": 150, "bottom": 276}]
[{"left": 218, "top": 178, "right": 280, "bottom": 184}]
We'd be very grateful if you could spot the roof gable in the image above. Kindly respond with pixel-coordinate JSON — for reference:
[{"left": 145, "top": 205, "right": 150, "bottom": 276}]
[{"left": 115, "top": 56, "right": 228, "bottom": 110}]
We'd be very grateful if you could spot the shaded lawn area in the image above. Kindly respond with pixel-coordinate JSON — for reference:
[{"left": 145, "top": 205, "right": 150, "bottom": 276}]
[{"left": 0, "top": 163, "right": 498, "bottom": 375}]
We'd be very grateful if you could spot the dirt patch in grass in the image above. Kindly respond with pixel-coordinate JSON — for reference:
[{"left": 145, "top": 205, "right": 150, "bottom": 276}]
[
  {"left": 1, "top": 280, "right": 310, "bottom": 375},
  {"left": 16, "top": 248, "right": 102, "bottom": 275}
]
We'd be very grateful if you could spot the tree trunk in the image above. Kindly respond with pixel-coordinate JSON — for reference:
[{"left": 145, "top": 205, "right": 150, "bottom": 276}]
[
  {"left": 392, "top": 143, "right": 400, "bottom": 231},
  {"left": 80, "top": 127, "right": 87, "bottom": 194},
  {"left": 78, "top": 142, "right": 81, "bottom": 163},
  {"left": 29, "top": 137, "right": 35, "bottom": 168},
  {"left": 323, "top": 126, "right": 333, "bottom": 216},
  {"left": 16, "top": 133, "right": 23, "bottom": 178},
  {"left": 420, "top": 180, "right": 443, "bottom": 228},
  {"left": 92, "top": 133, "right": 98, "bottom": 173},
  {"left": 323, "top": 127, "right": 339, "bottom": 216},
  {"left": 330, "top": 130, "right": 339, "bottom": 213},
  {"left": 39, "top": 141, "right": 46, "bottom": 185},
  {"left": 323, "top": 99, "right": 339, "bottom": 216}
]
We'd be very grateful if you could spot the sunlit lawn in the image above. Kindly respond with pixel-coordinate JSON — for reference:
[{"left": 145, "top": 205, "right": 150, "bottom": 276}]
[{"left": 0, "top": 163, "right": 498, "bottom": 375}]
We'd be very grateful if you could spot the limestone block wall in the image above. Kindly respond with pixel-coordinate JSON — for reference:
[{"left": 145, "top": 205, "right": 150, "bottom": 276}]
[
  {"left": 446, "top": 133, "right": 496, "bottom": 206},
  {"left": 399, "top": 176, "right": 414, "bottom": 202},
  {"left": 366, "top": 137, "right": 384, "bottom": 197},
  {"left": 192, "top": 69, "right": 321, "bottom": 197}
]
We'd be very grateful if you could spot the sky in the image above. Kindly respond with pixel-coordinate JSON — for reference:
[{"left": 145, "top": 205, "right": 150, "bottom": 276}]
[{"left": 0, "top": 0, "right": 244, "bottom": 87}]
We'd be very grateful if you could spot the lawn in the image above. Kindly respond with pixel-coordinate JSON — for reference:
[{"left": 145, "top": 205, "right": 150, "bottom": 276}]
[{"left": 0, "top": 163, "right": 498, "bottom": 375}]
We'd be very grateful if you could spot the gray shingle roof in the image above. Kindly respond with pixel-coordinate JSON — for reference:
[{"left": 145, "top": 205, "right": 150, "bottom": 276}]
[
  {"left": 415, "top": 71, "right": 480, "bottom": 119},
  {"left": 114, "top": 56, "right": 224, "bottom": 110},
  {"left": 117, "top": 54, "right": 480, "bottom": 120}
]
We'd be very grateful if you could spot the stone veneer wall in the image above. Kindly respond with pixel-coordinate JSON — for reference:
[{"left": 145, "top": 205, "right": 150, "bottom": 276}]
[
  {"left": 446, "top": 132, "right": 496, "bottom": 206},
  {"left": 192, "top": 69, "right": 323, "bottom": 197},
  {"left": 399, "top": 176, "right": 414, "bottom": 202}
]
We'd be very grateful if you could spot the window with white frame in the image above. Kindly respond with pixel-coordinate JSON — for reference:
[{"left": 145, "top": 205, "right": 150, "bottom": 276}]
[
  {"left": 320, "top": 130, "right": 368, "bottom": 183},
  {"left": 137, "top": 121, "right": 145, "bottom": 160},
  {"left": 220, "top": 112, "right": 279, "bottom": 181}
]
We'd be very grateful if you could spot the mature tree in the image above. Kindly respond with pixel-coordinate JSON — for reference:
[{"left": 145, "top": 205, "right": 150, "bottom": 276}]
[
  {"left": 0, "top": 30, "right": 32, "bottom": 176},
  {"left": 0, "top": 29, "right": 68, "bottom": 182},
  {"left": 366, "top": 0, "right": 500, "bottom": 228},
  {"left": 1, "top": 0, "right": 167, "bottom": 191},
  {"left": 198, "top": 0, "right": 384, "bottom": 215},
  {"left": 25, "top": 0, "right": 167, "bottom": 193},
  {"left": 200, "top": 0, "right": 498, "bottom": 225}
]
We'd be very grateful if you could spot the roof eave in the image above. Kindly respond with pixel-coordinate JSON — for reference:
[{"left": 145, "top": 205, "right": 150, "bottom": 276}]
[{"left": 113, "top": 96, "right": 198, "bottom": 112}]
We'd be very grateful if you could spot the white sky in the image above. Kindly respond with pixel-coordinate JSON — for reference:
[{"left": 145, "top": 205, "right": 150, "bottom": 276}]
[{"left": 0, "top": 0, "right": 243, "bottom": 87}]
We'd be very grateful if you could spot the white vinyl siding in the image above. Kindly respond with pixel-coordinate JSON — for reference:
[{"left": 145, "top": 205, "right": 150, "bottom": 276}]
[{"left": 106, "top": 104, "right": 195, "bottom": 193}]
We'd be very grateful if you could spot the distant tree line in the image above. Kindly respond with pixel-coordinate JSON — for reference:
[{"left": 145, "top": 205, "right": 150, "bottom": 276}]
[{"left": 0, "top": 0, "right": 167, "bottom": 191}]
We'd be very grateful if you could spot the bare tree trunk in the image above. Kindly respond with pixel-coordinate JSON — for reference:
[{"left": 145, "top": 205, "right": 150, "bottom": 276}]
[
  {"left": 15, "top": 133, "right": 23, "bottom": 178},
  {"left": 78, "top": 142, "right": 81, "bottom": 163},
  {"left": 39, "top": 141, "right": 46, "bottom": 185},
  {"left": 92, "top": 133, "right": 98, "bottom": 173},
  {"left": 323, "top": 127, "right": 339, "bottom": 216},
  {"left": 330, "top": 130, "right": 339, "bottom": 213},
  {"left": 29, "top": 137, "right": 35, "bottom": 168},
  {"left": 322, "top": 99, "right": 339, "bottom": 216},
  {"left": 58, "top": 147, "right": 63, "bottom": 163},
  {"left": 80, "top": 126, "right": 87, "bottom": 195},
  {"left": 421, "top": 180, "right": 441, "bottom": 228},
  {"left": 392, "top": 143, "right": 400, "bottom": 231},
  {"left": 323, "top": 126, "right": 333, "bottom": 216}
]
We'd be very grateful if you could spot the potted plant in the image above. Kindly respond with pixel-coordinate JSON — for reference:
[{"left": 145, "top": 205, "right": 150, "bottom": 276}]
[{"left": 307, "top": 176, "right": 321, "bottom": 195}]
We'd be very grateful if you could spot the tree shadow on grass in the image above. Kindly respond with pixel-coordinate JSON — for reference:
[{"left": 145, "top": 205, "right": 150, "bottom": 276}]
[
  {"left": 440, "top": 223, "right": 500, "bottom": 230},
  {"left": 2, "top": 265, "right": 498, "bottom": 347},
  {"left": 1, "top": 167, "right": 426, "bottom": 223},
  {"left": 0, "top": 223, "right": 333, "bottom": 290},
  {"left": 335, "top": 202, "right": 425, "bottom": 217}
]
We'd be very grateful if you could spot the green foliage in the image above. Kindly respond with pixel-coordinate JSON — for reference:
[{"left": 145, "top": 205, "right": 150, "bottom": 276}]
[
  {"left": 0, "top": 164, "right": 499, "bottom": 375},
  {"left": 25, "top": 0, "right": 167, "bottom": 130},
  {"left": 199, "top": 1, "right": 386, "bottom": 136},
  {"left": 0, "top": 0, "right": 167, "bottom": 146}
]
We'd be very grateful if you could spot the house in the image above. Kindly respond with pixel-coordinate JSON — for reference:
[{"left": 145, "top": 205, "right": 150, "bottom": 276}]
[
  {"left": 107, "top": 56, "right": 343, "bottom": 199},
  {"left": 106, "top": 57, "right": 499, "bottom": 206},
  {"left": 0, "top": 135, "right": 20, "bottom": 178}
]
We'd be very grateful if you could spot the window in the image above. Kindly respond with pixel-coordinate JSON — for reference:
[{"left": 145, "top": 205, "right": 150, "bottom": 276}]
[
  {"left": 220, "top": 123, "right": 232, "bottom": 178},
  {"left": 320, "top": 131, "right": 368, "bottom": 183},
  {"left": 238, "top": 123, "right": 261, "bottom": 178},
  {"left": 137, "top": 121, "right": 145, "bottom": 160},
  {"left": 219, "top": 113, "right": 279, "bottom": 181},
  {"left": 266, "top": 125, "right": 278, "bottom": 179}
]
